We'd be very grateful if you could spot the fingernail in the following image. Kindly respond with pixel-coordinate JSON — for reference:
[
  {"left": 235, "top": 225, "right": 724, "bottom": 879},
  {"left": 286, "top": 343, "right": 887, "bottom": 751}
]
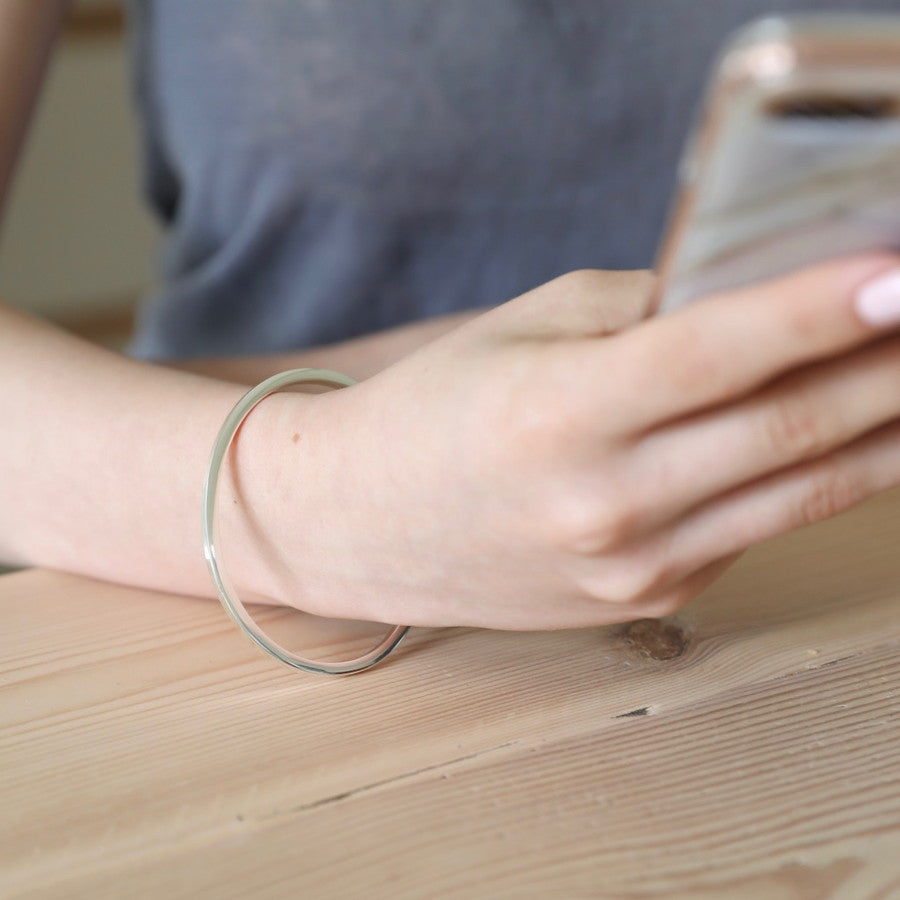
[{"left": 855, "top": 268, "right": 900, "bottom": 327}]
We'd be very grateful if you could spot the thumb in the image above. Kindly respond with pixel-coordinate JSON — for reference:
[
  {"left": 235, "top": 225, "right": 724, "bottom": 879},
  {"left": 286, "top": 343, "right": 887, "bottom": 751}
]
[{"left": 491, "top": 268, "right": 657, "bottom": 340}]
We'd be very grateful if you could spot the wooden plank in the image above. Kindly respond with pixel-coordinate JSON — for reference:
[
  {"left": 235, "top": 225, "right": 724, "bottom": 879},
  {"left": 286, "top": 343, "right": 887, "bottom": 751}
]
[
  {"left": 43, "top": 647, "right": 899, "bottom": 899},
  {"left": 2, "top": 487, "right": 900, "bottom": 897}
]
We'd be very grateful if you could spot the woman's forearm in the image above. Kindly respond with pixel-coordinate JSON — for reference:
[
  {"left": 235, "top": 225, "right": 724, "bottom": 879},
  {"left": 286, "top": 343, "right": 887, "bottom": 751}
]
[
  {"left": 0, "top": 299, "right": 482, "bottom": 598},
  {"left": 0, "top": 301, "right": 305, "bottom": 600},
  {"left": 168, "top": 309, "right": 486, "bottom": 384}
]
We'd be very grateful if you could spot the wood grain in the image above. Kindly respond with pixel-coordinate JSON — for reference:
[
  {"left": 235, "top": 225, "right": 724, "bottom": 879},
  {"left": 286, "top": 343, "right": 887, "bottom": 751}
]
[{"left": 2, "top": 487, "right": 900, "bottom": 898}]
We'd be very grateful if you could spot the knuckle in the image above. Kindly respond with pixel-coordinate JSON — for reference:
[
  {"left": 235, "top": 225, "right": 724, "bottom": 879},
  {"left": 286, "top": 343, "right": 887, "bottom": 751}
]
[
  {"left": 479, "top": 379, "right": 571, "bottom": 466},
  {"left": 505, "top": 399, "right": 564, "bottom": 450},
  {"left": 795, "top": 464, "right": 862, "bottom": 528},
  {"left": 664, "top": 319, "right": 723, "bottom": 392},
  {"left": 554, "top": 268, "right": 606, "bottom": 296},
  {"left": 581, "top": 567, "right": 645, "bottom": 605},
  {"left": 602, "top": 566, "right": 651, "bottom": 604},
  {"left": 780, "top": 300, "right": 821, "bottom": 343},
  {"left": 763, "top": 392, "right": 832, "bottom": 460},
  {"left": 555, "top": 493, "right": 640, "bottom": 556},
  {"left": 636, "top": 592, "right": 687, "bottom": 619},
  {"left": 579, "top": 551, "right": 674, "bottom": 606}
]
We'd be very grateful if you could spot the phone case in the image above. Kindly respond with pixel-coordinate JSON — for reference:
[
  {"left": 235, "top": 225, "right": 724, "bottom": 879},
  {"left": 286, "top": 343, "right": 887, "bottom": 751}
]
[{"left": 654, "top": 14, "right": 900, "bottom": 314}]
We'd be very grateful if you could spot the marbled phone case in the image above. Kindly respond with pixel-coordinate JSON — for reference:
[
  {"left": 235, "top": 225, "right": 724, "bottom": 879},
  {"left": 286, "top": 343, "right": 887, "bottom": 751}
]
[{"left": 655, "top": 14, "right": 900, "bottom": 314}]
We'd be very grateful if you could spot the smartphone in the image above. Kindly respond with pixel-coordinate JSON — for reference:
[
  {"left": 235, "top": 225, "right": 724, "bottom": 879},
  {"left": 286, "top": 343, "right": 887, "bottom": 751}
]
[{"left": 653, "top": 14, "right": 900, "bottom": 315}]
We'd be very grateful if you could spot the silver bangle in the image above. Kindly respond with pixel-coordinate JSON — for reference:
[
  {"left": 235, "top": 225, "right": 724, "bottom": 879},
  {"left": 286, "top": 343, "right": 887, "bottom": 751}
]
[{"left": 202, "top": 368, "right": 409, "bottom": 675}]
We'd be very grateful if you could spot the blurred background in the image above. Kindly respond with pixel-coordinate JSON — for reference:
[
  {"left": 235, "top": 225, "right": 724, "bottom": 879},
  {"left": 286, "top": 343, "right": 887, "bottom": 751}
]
[{"left": 0, "top": 0, "right": 157, "bottom": 347}]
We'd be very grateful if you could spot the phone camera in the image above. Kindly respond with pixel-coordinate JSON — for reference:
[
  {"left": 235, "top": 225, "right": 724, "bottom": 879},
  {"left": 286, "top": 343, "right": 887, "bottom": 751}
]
[{"left": 766, "top": 92, "right": 898, "bottom": 120}]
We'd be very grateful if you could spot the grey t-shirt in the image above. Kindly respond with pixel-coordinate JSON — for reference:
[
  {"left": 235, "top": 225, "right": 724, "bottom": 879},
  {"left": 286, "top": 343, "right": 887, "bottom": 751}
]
[{"left": 127, "top": 0, "right": 899, "bottom": 359}]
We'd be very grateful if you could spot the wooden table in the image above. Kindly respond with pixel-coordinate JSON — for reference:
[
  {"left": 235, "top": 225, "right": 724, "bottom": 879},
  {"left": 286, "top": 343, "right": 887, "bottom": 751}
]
[{"left": 3, "top": 490, "right": 900, "bottom": 899}]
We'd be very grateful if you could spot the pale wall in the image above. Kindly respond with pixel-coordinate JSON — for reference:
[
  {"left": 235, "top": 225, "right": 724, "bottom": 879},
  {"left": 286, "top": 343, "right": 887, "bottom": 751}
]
[{"left": 0, "top": 6, "right": 158, "bottom": 318}]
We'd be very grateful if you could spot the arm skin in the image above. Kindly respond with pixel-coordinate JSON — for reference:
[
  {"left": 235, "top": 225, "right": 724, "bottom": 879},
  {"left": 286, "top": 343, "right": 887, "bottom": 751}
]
[
  {"left": 0, "top": 303, "right": 270, "bottom": 596},
  {"left": 0, "top": 1, "right": 476, "bottom": 602},
  {"left": 171, "top": 310, "right": 486, "bottom": 385},
  {"left": 7, "top": 1, "right": 900, "bottom": 635}
]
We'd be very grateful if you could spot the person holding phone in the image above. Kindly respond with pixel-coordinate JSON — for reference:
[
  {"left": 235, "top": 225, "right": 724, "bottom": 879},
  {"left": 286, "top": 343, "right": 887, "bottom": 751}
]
[{"left": 3, "top": 1, "right": 900, "bottom": 637}]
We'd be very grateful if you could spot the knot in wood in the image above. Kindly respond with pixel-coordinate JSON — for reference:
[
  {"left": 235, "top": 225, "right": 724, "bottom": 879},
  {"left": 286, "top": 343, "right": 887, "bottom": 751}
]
[{"left": 619, "top": 618, "right": 688, "bottom": 661}]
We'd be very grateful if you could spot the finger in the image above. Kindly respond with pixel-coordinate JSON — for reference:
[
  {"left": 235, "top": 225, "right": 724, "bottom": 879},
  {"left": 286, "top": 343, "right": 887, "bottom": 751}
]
[
  {"left": 585, "top": 254, "right": 900, "bottom": 434},
  {"left": 662, "top": 419, "right": 900, "bottom": 576},
  {"left": 630, "top": 553, "right": 741, "bottom": 620},
  {"left": 493, "top": 269, "right": 656, "bottom": 340},
  {"left": 558, "top": 553, "right": 740, "bottom": 628},
  {"left": 627, "top": 334, "right": 900, "bottom": 533}
]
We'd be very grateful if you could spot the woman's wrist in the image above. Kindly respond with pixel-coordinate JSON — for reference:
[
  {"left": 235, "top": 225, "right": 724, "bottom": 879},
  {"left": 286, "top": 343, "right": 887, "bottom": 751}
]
[
  {"left": 170, "top": 309, "right": 486, "bottom": 385},
  {"left": 214, "top": 388, "right": 328, "bottom": 610}
]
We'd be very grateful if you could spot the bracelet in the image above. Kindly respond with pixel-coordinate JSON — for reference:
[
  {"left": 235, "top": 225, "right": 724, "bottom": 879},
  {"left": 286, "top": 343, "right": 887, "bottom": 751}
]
[{"left": 202, "top": 368, "right": 409, "bottom": 675}]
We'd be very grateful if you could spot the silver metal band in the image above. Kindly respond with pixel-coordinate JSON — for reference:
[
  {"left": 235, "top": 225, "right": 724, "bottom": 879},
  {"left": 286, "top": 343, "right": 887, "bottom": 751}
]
[{"left": 202, "top": 368, "right": 409, "bottom": 675}]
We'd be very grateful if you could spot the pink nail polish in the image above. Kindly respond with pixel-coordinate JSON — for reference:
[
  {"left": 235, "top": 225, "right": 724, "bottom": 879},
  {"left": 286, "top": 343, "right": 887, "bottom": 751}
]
[{"left": 855, "top": 269, "right": 900, "bottom": 327}]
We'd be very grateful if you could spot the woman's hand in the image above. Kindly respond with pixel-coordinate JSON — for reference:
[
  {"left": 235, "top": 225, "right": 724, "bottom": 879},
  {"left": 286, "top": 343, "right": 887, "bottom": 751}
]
[{"left": 245, "top": 254, "right": 900, "bottom": 630}]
